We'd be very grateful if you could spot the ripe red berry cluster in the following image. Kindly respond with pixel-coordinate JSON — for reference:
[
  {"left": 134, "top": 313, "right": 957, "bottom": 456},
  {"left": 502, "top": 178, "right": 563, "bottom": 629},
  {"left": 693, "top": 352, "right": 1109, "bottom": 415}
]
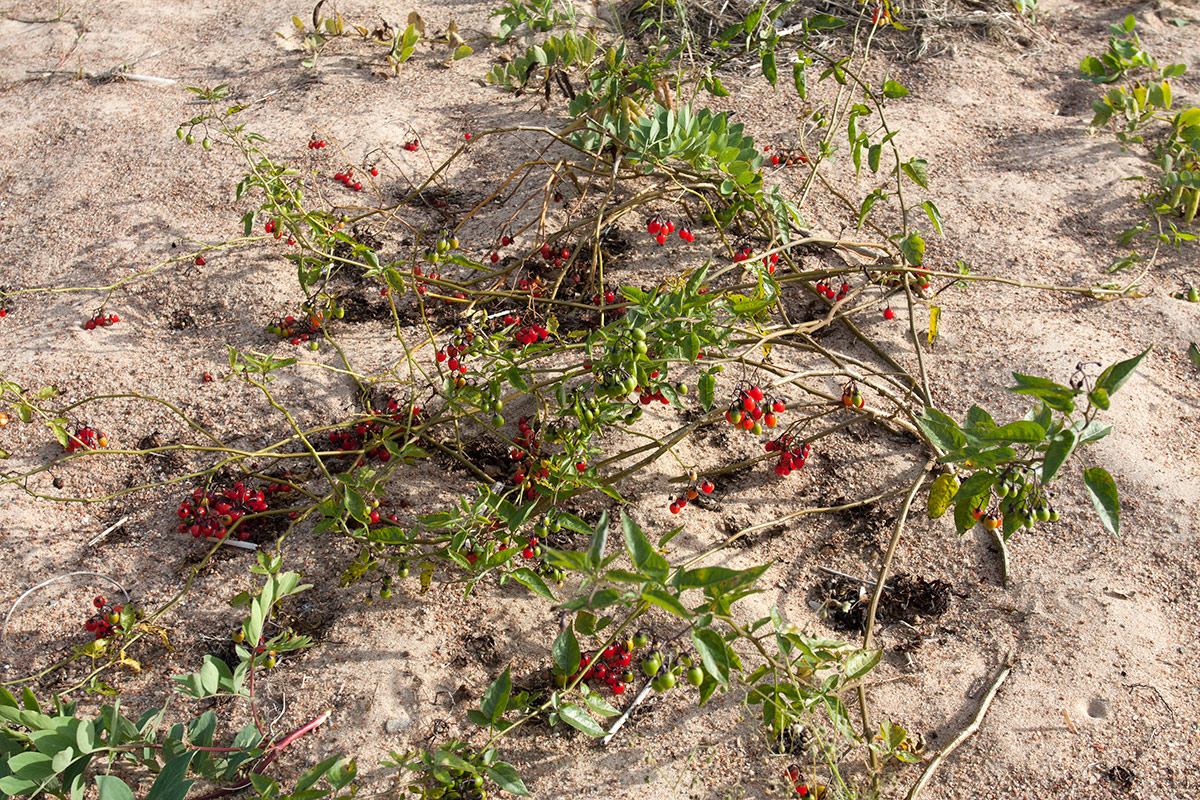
[
  {"left": 766, "top": 144, "right": 809, "bottom": 167},
  {"left": 412, "top": 264, "right": 442, "bottom": 296},
  {"left": 333, "top": 167, "right": 364, "bottom": 192},
  {"left": 766, "top": 437, "right": 811, "bottom": 477},
  {"left": 510, "top": 416, "right": 540, "bottom": 462},
  {"left": 84, "top": 312, "right": 119, "bottom": 330},
  {"left": 65, "top": 425, "right": 107, "bottom": 453},
  {"left": 307, "top": 138, "right": 328, "bottom": 149},
  {"left": 592, "top": 290, "right": 618, "bottom": 306},
  {"left": 403, "top": 138, "right": 420, "bottom": 151},
  {"left": 330, "top": 398, "right": 422, "bottom": 465},
  {"left": 761, "top": 252, "right": 780, "bottom": 274},
  {"left": 573, "top": 644, "right": 635, "bottom": 696},
  {"left": 668, "top": 479, "right": 715, "bottom": 514},
  {"left": 267, "top": 311, "right": 323, "bottom": 345},
  {"left": 514, "top": 276, "right": 545, "bottom": 297},
  {"left": 731, "top": 243, "right": 754, "bottom": 263},
  {"left": 840, "top": 381, "right": 865, "bottom": 408},
  {"left": 514, "top": 323, "right": 549, "bottom": 346},
  {"left": 176, "top": 482, "right": 270, "bottom": 541},
  {"left": 723, "top": 385, "right": 785, "bottom": 435},
  {"left": 533, "top": 241, "right": 572, "bottom": 269},
  {"left": 815, "top": 280, "right": 851, "bottom": 301},
  {"left": 84, "top": 596, "right": 125, "bottom": 640},
  {"left": 784, "top": 765, "right": 820, "bottom": 797}
]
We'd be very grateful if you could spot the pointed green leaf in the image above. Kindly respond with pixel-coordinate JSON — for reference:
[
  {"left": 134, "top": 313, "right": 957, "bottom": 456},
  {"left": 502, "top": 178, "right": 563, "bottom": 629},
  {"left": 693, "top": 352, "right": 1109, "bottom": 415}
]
[
  {"left": 485, "top": 762, "right": 529, "bottom": 796},
  {"left": 915, "top": 407, "right": 966, "bottom": 452},
  {"left": 1096, "top": 346, "right": 1150, "bottom": 396},
  {"left": 552, "top": 625, "right": 580, "bottom": 676},
  {"left": 481, "top": 667, "right": 511, "bottom": 722},
  {"left": 1083, "top": 467, "right": 1120, "bottom": 536},
  {"left": 1042, "top": 429, "right": 1077, "bottom": 483},
  {"left": 558, "top": 703, "right": 605, "bottom": 737}
]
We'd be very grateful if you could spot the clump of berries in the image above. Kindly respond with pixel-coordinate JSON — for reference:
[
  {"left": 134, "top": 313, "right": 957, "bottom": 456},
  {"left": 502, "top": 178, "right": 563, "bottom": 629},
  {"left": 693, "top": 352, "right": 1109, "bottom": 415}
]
[
  {"left": 815, "top": 280, "right": 851, "bottom": 302},
  {"left": 840, "top": 381, "right": 865, "bottom": 409},
  {"left": 307, "top": 138, "right": 327, "bottom": 149},
  {"left": 403, "top": 138, "right": 420, "bottom": 152},
  {"left": 973, "top": 466, "right": 1059, "bottom": 534},
  {"left": 333, "top": 167, "right": 364, "bottom": 192},
  {"left": 329, "top": 397, "right": 423, "bottom": 465},
  {"left": 84, "top": 311, "right": 119, "bottom": 330},
  {"left": 731, "top": 243, "right": 754, "bottom": 263},
  {"left": 668, "top": 476, "right": 715, "bottom": 515},
  {"left": 765, "top": 143, "right": 809, "bottom": 167},
  {"left": 766, "top": 436, "right": 811, "bottom": 477},
  {"left": 723, "top": 385, "right": 785, "bottom": 436},
  {"left": 638, "top": 637, "right": 706, "bottom": 693},
  {"left": 84, "top": 595, "right": 129, "bottom": 640},
  {"left": 645, "top": 215, "right": 690, "bottom": 245},
  {"left": 268, "top": 300, "right": 341, "bottom": 347},
  {"left": 557, "top": 639, "right": 640, "bottom": 697},
  {"left": 65, "top": 425, "right": 107, "bottom": 453},
  {"left": 176, "top": 482, "right": 271, "bottom": 541},
  {"left": 784, "top": 765, "right": 823, "bottom": 798}
]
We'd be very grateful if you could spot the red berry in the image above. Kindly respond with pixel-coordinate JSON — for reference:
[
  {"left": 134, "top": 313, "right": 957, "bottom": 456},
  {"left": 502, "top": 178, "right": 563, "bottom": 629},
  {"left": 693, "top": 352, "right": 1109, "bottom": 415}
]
[
  {"left": 669, "top": 503, "right": 680, "bottom": 514},
  {"left": 522, "top": 546, "right": 534, "bottom": 559},
  {"left": 464, "top": 133, "right": 471, "bottom": 140},
  {"left": 884, "top": 308, "right": 896, "bottom": 320},
  {"left": 701, "top": 480, "right": 714, "bottom": 494},
  {"left": 370, "top": 167, "right": 379, "bottom": 177},
  {"left": 576, "top": 462, "right": 587, "bottom": 472},
  {"left": 490, "top": 252, "right": 500, "bottom": 263},
  {"left": 85, "top": 319, "right": 96, "bottom": 330},
  {"left": 94, "top": 596, "right": 105, "bottom": 608},
  {"left": 195, "top": 256, "right": 205, "bottom": 266},
  {"left": 655, "top": 233, "right": 666, "bottom": 245},
  {"left": 353, "top": 181, "right": 363, "bottom": 191}
]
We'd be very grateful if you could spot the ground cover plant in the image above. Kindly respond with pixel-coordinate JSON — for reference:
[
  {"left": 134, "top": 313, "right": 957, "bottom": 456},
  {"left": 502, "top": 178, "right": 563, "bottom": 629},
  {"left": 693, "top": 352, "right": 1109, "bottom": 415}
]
[{"left": 1, "top": 0, "right": 1195, "bottom": 798}]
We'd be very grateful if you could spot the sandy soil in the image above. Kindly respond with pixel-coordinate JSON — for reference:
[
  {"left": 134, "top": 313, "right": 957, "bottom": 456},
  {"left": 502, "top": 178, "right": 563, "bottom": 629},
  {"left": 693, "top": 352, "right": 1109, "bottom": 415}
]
[{"left": 1, "top": 0, "right": 1199, "bottom": 798}]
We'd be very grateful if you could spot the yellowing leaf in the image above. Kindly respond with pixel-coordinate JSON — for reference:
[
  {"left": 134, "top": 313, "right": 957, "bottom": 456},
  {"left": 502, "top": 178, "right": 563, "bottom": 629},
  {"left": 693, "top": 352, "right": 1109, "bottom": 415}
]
[{"left": 928, "top": 306, "right": 941, "bottom": 344}]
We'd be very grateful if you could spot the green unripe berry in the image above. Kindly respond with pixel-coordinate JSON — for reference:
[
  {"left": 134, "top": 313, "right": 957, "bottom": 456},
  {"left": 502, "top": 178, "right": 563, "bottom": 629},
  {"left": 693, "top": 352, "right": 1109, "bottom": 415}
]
[
  {"left": 642, "top": 655, "right": 661, "bottom": 677},
  {"left": 176, "top": 128, "right": 185, "bottom": 139},
  {"left": 202, "top": 137, "right": 212, "bottom": 150},
  {"left": 185, "top": 133, "right": 195, "bottom": 145},
  {"left": 687, "top": 667, "right": 703, "bottom": 687}
]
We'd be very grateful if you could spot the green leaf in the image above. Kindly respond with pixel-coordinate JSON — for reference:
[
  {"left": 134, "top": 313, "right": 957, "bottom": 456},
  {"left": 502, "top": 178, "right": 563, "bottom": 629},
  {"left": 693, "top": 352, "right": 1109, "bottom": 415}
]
[
  {"left": 761, "top": 50, "right": 777, "bottom": 86},
  {"left": 698, "top": 372, "right": 715, "bottom": 411},
  {"left": 868, "top": 143, "right": 881, "bottom": 172},
  {"left": 1088, "top": 387, "right": 1110, "bottom": 410},
  {"left": 881, "top": 80, "right": 909, "bottom": 98},
  {"left": 587, "top": 511, "right": 609, "bottom": 571},
  {"left": 583, "top": 690, "right": 621, "bottom": 717},
  {"left": 981, "top": 421, "right": 1046, "bottom": 444},
  {"left": 915, "top": 407, "right": 966, "bottom": 452},
  {"left": 953, "top": 471, "right": 996, "bottom": 503},
  {"left": 953, "top": 493, "right": 984, "bottom": 535},
  {"left": 485, "top": 762, "right": 529, "bottom": 796},
  {"left": 623, "top": 513, "right": 667, "bottom": 583},
  {"left": 508, "top": 567, "right": 555, "bottom": 600},
  {"left": 552, "top": 625, "right": 580, "bottom": 676},
  {"left": 642, "top": 588, "right": 691, "bottom": 618},
  {"left": 920, "top": 200, "right": 944, "bottom": 235},
  {"left": 95, "top": 776, "right": 135, "bottom": 800},
  {"left": 1042, "top": 429, "right": 1077, "bottom": 483},
  {"left": 558, "top": 703, "right": 606, "bottom": 737},
  {"left": 1083, "top": 467, "right": 1120, "bottom": 536},
  {"left": 792, "top": 62, "right": 806, "bottom": 99},
  {"left": 1096, "top": 346, "right": 1150, "bottom": 396},
  {"left": 481, "top": 667, "right": 511, "bottom": 722},
  {"left": 901, "top": 158, "right": 929, "bottom": 189},
  {"left": 807, "top": 13, "right": 845, "bottom": 30},
  {"left": 692, "top": 629, "right": 731, "bottom": 684},
  {"left": 145, "top": 752, "right": 196, "bottom": 800},
  {"left": 897, "top": 231, "right": 925, "bottom": 265},
  {"left": 843, "top": 648, "right": 881, "bottom": 680},
  {"left": 1074, "top": 419, "right": 1113, "bottom": 445},
  {"left": 1008, "top": 373, "right": 1078, "bottom": 413}
]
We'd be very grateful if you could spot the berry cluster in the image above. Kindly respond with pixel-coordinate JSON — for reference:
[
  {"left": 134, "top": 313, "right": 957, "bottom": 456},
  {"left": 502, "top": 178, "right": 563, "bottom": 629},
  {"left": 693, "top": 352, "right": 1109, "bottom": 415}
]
[
  {"left": 731, "top": 243, "right": 755, "bottom": 263},
  {"left": 766, "top": 437, "right": 811, "bottom": 477},
  {"left": 333, "top": 167, "right": 364, "bottom": 192},
  {"left": 762, "top": 252, "right": 780, "bottom": 274},
  {"left": 531, "top": 241, "right": 572, "bottom": 269},
  {"left": 815, "top": 280, "right": 851, "bottom": 302},
  {"left": 645, "top": 215, "right": 693, "bottom": 244},
  {"left": 668, "top": 478, "right": 715, "bottom": 514},
  {"left": 65, "top": 425, "right": 107, "bottom": 453},
  {"left": 84, "top": 595, "right": 126, "bottom": 640},
  {"left": 765, "top": 145, "right": 809, "bottom": 167},
  {"left": 329, "top": 398, "right": 423, "bottom": 464},
  {"left": 84, "top": 312, "right": 119, "bottom": 330},
  {"left": 640, "top": 639, "right": 705, "bottom": 693},
  {"left": 723, "top": 385, "right": 785, "bottom": 435},
  {"left": 307, "top": 138, "right": 328, "bottom": 149},
  {"left": 513, "top": 322, "right": 550, "bottom": 346},
  {"left": 403, "top": 138, "right": 420, "bottom": 151},
  {"left": 176, "top": 482, "right": 270, "bottom": 541},
  {"left": 840, "top": 381, "right": 864, "bottom": 408},
  {"left": 974, "top": 467, "right": 1059, "bottom": 533},
  {"left": 268, "top": 303, "right": 340, "bottom": 347},
  {"left": 784, "top": 765, "right": 823, "bottom": 798},
  {"left": 583, "top": 644, "right": 634, "bottom": 695}
]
